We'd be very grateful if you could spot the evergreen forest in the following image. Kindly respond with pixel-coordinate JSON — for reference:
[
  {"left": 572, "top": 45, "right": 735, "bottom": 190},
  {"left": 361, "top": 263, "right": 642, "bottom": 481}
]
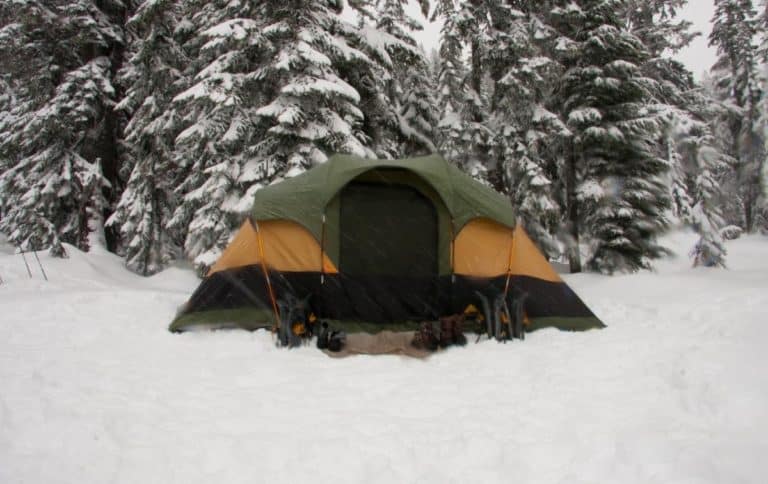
[{"left": 1, "top": 0, "right": 767, "bottom": 276}]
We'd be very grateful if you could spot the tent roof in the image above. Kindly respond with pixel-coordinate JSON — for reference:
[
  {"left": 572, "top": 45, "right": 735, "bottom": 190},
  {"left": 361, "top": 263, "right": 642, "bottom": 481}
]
[{"left": 250, "top": 154, "right": 515, "bottom": 240}]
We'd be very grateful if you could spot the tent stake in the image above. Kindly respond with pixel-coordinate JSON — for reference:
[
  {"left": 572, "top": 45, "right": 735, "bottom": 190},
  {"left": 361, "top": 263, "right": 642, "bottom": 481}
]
[
  {"left": 33, "top": 251, "right": 48, "bottom": 281},
  {"left": 20, "top": 251, "right": 32, "bottom": 278}
]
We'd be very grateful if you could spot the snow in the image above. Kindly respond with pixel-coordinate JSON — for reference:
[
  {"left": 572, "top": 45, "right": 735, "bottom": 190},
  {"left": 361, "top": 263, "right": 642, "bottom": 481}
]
[
  {"left": 203, "top": 19, "right": 260, "bottom": 43},
  {"left": 282, "top": 77, "right": 360, "bottom": 104},
  {"left": 568, "top": 107, "right": 602, "bottom": 125},
  {"left": 1, "top": 231, "right": 768, "bottom": 483}
]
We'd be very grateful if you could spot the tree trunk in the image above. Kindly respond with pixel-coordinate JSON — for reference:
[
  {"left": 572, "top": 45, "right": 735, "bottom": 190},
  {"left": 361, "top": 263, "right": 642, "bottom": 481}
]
[
  {"left": 744, "top": 183, "right": 754, "bottom": 233},
  {"left": 566, "top": 139, "right": 582, "bottom": 273},
  {"left": 103, "top": 5, "right": 128, "bottom": 252}
]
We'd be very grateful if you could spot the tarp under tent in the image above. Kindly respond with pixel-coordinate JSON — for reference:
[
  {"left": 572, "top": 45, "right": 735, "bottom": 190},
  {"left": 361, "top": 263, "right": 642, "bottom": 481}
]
[{"left": 170, "top": 154, "right": 603, "bottom": 333}]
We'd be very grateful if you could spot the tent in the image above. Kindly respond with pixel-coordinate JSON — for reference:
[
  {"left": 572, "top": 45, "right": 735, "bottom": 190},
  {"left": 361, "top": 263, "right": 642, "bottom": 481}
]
[{"left": 170, "top": 154, "right": 603, "bottom": 333}]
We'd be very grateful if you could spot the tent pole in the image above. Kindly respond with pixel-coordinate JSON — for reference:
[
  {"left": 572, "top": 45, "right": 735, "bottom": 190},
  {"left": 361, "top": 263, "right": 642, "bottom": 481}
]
[
  {"left": 450, "top": 218, "right": 455, "bottom": 281},
  {"left": 450, "top": 218, "right": 456, "bottom": 313},
  {"left": 502, "top": 225, "right": 517, "bottom": 298},
  {"left": 254, "top": 220, "right": 281, "bottom": 332},
  {"left": 320, "top": 214, "right": 327, "bottom": 286},
  {"left": 319, "top": 213, "right": 327, "bottom": 318}
]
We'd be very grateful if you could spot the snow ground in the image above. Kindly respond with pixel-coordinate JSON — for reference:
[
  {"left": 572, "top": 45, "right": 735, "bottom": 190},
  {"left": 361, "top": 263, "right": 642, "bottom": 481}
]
[{"left": 1, "top": 231, "right": 767, "bottom": 484}]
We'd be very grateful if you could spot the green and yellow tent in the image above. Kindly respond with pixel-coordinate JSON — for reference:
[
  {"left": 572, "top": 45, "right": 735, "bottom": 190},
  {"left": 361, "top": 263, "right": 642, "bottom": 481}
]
[{"left": 171, "top": 154, "right": 603, "bottom": 333}]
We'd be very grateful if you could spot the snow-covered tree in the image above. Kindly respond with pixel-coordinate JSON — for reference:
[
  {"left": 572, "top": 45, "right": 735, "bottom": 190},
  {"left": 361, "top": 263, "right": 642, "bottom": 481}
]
[
  {"left": 709, "top": 0, "right": 766, "bottom": 233},
  {"left": 433, "top": 0, "right": 495, "bottom": 184},
  {"left": 0, "top": 1, "right": 126, "bottom": 255},
  {"left": 758, "top": 0, "right": 768, "bottom": 229},
  {"left": 433, "top": 0, "right": 469, "bottom": 165},
  {"left": 672, "top": 99, "right": 730, "bottom": 267},
  {"left": 107, "top": 0, "right": 191, "bottom": 275},
  {"left": 689, "top": 146, "right": 729, "bottom": 267},
  {"left": 0, "top": 76, "right": 13, "bottom": 178},
  {"left": 456, "top": 0, "right": 496, "bottom": 186},
  {"left": 488, "top": 4, "right": 566, "bottom": 257},
  {"left": 341, "top": 0, "right": 436, "bottom": 158},
  {"left": 618, "top": 0, "right": 732, "bottom": 265},
  {"left": 623, "top": 0, "right": 699, "bottom": 55},
  {"left": 758, "top": 0, "right": 768, "bottom": 60},
  {"left": 380, "top": 0, "right": 438, "bottom": 156},
  {"left": 555, "top": 0, "right": 671, "bottom": 273},
  {"left": 399, "top": 60, "right": 439, "bottom": 156}
]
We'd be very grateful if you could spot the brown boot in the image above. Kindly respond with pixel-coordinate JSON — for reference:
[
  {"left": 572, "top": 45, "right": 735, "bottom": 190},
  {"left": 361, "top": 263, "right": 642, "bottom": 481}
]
[
  {"left": 412, "top": 321, "right": 439, "bottom": 351},
  {"left": 439, "top": 314, "right": 467, "bottom": 347},
  {"left": 452, "top": 314, "right": 467, "bottom": 346},
  {"left": 439, "top": 317, "right": 453, "bottom": 348}
]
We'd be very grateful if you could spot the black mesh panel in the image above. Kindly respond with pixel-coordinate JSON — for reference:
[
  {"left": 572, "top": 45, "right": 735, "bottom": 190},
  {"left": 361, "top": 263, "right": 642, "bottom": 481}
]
[{"left": 340, "top": 182, "right": 438, "bottom": 277}]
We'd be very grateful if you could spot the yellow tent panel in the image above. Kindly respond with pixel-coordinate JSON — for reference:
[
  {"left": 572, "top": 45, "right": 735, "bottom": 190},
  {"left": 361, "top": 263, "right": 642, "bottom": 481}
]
[{"left": 208, "top": 219, "right": 338, "bottom": 275}]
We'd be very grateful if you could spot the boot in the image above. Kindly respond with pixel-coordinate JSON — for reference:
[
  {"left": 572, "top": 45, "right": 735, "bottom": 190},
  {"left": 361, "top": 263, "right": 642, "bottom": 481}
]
[
  {"left": 452, "top": 314, "right": 467, "bottom": 346},
  {"left": 439, "top": 317, "right": 453, "bottom": 348},
  {"left": 412, "top": 321, "right": 439, "bottom": 351},
  {"left": 327, "top": 330, "right": 346, "bottom": 352},
  {"left": 316, "top": 322, "right": 330, "bottom": 350}
]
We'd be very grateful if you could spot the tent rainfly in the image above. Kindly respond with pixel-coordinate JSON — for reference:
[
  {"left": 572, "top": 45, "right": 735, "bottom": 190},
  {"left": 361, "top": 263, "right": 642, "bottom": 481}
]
[{"left": 171, "top": 154, "right": 603, "bottom": 333}]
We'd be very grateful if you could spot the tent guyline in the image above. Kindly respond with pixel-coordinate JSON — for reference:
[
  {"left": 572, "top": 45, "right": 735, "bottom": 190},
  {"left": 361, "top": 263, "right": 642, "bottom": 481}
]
[{"left": 171, "top": 154, "right": 603, "bottom": 352}]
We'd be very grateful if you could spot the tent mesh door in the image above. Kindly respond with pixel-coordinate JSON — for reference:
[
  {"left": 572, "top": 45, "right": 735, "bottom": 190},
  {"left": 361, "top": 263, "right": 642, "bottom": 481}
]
[{"left": 340, "top": 182, "right": 438, "bottom": 277}]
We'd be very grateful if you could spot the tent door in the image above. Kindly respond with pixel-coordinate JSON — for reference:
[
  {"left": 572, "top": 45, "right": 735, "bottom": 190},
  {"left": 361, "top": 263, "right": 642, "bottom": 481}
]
[
  {"left": 339, "top": 181, "right": 439, "bottom": 320},
  {"left": 340, "top": 182, "right": 438, "bottom": 276}
]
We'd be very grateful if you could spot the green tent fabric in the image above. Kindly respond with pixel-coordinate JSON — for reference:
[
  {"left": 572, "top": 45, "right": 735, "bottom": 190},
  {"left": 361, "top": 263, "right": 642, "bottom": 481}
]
[{"left": 251, "top": 153, "right": 516, "bottom": 242}]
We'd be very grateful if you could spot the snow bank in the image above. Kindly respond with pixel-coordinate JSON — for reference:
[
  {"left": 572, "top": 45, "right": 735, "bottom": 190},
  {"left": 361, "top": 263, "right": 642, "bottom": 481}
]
[{"left": 1, "top": 232, "right": 766, "bottom": 483}]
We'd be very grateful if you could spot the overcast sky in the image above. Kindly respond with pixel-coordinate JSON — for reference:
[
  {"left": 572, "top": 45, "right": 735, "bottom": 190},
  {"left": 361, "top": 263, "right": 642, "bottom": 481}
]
[{"left": 405, "top": 1, "right": 718, "bottom": 80}]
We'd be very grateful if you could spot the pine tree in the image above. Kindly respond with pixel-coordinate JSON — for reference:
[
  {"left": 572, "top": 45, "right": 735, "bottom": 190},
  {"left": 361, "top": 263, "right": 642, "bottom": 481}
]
[
  {"left": 456, "top": 0, "right": 496, "bottom": 185},
  {"left": 342, "top": 0, "right": 435, "bottom": 158},
  {"left": 378, "top": 0, "right": 437, "bottom": 156},
  {"left": 488, "top": 3, "right": 567, "bottom": 257},
  {"left": 555, "top": 0, "right": 671, "bottom": 273},
  {"left": 433, "top": 0, "right": 469, "bottom": 166},
  {"left": 433, "top": 0, "right": 496, "bottom": 184},
  {"left": 165, "top": 1, "right": 268, "bottom": 271},
  {"left": 689, "top": 142, "right": 728, "bottom": 267},
  {"left": 0, "top": 76, "right": 13, "bottom": 178},
  {"left": 758, "top": 0, "right": 768, "bottom": 230},
  {"left": 107, "top": 0, "right": 191, "bottom": 275},
  {"left": 617, "top": 0, "right": 733, "bottom": 265},
  {"left": 672, "top": 96, "right": 730, "bottom": 267},
  {"left": 0, "top": 0, "right": 126, "bottom": 256},
  {"left": 399, "top": 61, "right": 439, "bottom": 156},
  {"left": 623, "top": 0, "right": 699, "bottom": 55},
  {"left": 709, "top": 0, "right": 766, "bottom": 233},
  {"left": 758, "top": 0, "right": 768, "bottom": 60}
]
